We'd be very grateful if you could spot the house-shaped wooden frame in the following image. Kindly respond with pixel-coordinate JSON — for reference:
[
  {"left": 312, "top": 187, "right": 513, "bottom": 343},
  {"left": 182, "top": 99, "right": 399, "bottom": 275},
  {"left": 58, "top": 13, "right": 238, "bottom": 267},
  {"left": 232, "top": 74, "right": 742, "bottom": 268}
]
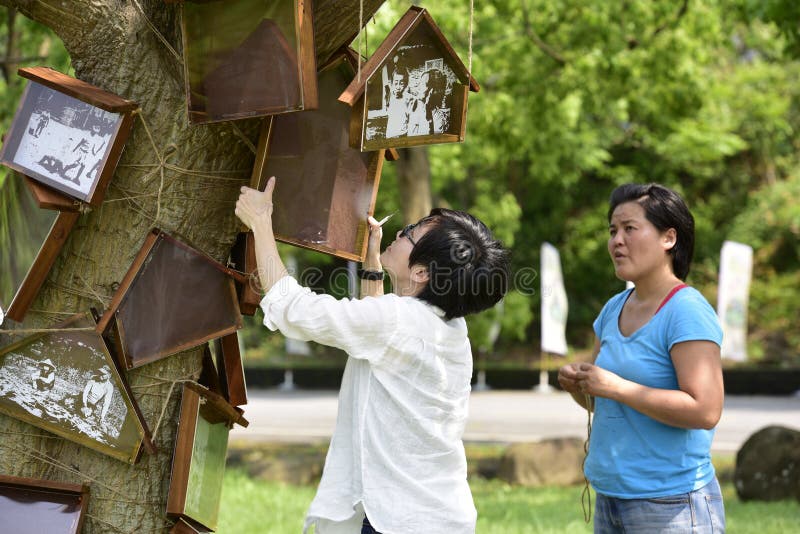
[
  {"left": 175, "top": 0, "right": 318, "bottom": 124},
  {"left": 96, "top": 229, "right": 244, "bottom": 370},
  {"left": 0, "top": 312, "right": 156, "bottom": 464},
  {"left": 167, "top": 382, "right": 248, "bottom": 531},
  {"left": 199, "top": 333, "right": 247, "bottom": 408},
  {"left": 250, "top": 48, "right": 386, "bottom": 261},
  {"left": 0, "top": 66, "right": 136, "bottom": 206},
  {"left": 339, "top": 6, "right": 480, "bottom": 151},
  {"left": 0, "top": 475, "right": 90, "bottom": 533},
  {"left": 0, "top": 172, "right": 79, "bottom": 324}
]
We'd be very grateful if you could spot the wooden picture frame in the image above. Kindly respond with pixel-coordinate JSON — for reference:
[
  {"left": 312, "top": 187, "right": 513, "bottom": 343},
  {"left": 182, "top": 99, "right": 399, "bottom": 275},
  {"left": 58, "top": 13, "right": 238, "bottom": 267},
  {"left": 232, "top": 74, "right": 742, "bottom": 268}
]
[
  {"left": 0, "top": 67, "right": 136, "bottom": 206},
  {"left": 228, "top": 231, "right": 261, "bottom": 316},
  {"left": 0, "top": 474, "right": 90, "bottom": 534},
  {"left": 250, "top": 48, "right": 386, "bottom": 261},
  {"left": 0, "top": 172, "right": 79, "bottom": 324},
  {"left": 97, "top": 229, "right": 244, "bottom": 370},
  {"left": 170, "top": 517, "right": 211, "bottom": 534},
  {"left": 0, "top": 312, "right": 154, "bottom": 464},
  {"left": 179, "top": 0, "right": 317, "bottom": 124},
  {"left": 339, "top": 7, "right": 480, "bottom": 151},
  {"left": 167, "top": 382, "right": 247, "bottom": 531},
  {"left": 213, "top": 332, "right": 247, "bottom": 407}
]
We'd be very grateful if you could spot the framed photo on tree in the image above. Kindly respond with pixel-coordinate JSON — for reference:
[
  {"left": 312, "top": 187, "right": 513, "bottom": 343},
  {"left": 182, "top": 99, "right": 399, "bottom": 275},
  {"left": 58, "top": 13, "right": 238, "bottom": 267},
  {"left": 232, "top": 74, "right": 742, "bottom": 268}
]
[
  {"left": 339, "top": 6, "right": 480, "bottom": 151},
  {"left": 0, "top": 172, "right": 79, "bottom": 325},
  {"left": 167, "top": 382, "right": 247, "bottom": 531},
  {"left": 0, "top": 474, "right": 90, "bottom": 534},
  {"left": 96, "top": 229, "right": 244, "bottom": 370},
  {"left": 177, "top": 0, "right": 317, "bottom": 124},
  {"left": 250, "top": 48, "right": 386, "bottom": 261},
  {"left": 0, "top": 67, "right": 136, "bottom": 206},
  {"left": 0, "top": 312, "right": 154, "bottom": 464}
]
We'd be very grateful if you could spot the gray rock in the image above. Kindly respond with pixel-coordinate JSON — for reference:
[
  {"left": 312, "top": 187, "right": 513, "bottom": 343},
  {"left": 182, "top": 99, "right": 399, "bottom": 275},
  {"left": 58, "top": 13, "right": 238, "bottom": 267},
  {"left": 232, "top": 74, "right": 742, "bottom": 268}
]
[
  {"left": 498, "top": 438, "right": 586, "bottom": 487},
  {"left": 734, "top": 425, "right": 800, "bottom": 502}
]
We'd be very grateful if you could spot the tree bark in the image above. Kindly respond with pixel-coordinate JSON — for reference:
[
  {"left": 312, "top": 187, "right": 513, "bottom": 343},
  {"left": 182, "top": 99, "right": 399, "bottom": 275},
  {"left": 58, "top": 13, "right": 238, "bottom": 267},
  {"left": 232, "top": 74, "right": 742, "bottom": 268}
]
[{"left": 0, "top": 1, "right": 384, "bottom": 532}]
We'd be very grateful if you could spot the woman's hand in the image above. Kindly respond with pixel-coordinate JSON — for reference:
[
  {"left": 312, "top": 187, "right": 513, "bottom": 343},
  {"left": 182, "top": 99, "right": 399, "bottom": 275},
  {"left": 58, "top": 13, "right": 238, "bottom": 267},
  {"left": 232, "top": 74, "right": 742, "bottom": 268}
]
[
  {"left": 364, "top": 215, "right": 383, "bottom": 269},
  {"left": 557, "top": 363, "right": 583, "bottom": 394},
  {"left": 235, "top": 176, "right": 275, "bottom": 229},
  {"left": 574, "top": 363, "right": 624, "bottom": 399}
]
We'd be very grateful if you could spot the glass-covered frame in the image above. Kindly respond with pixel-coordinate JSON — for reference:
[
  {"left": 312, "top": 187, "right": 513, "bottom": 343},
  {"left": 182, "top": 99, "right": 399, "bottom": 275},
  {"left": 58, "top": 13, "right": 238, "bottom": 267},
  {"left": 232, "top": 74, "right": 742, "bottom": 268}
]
[
  {"left": 0, "top": 474, "right": 90, "bottom": 534},
  {"left": 250, "top": 48, "right": 387, "bottom": 261},
  {"left": 166, "top": 382, "right": 247, "bottom": 531},
  {"left": 177, "top": 0, "right": 318, "bottom": 124},
  {"left": 0, "top": 312, "right": 155, "bottom": 464},
  {"left": 338, "top": 6, "right": 480, "bottom": 151},
  {"left": 0, "top": 172, "right": 79, "bottom": 324},
  {"left": 0, "top": 67, "right": 136, "bottom": 206},
  {"left": 96, "top": 229, "right": 244, "bottom": 370}
]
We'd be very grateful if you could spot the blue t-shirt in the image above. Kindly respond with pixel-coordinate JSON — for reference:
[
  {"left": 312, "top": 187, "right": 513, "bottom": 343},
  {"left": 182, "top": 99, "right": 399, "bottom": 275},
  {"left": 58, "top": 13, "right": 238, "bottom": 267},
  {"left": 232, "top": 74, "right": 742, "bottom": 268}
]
[{"left": 585, "top": 286, "right": 723, "bottom": 499}]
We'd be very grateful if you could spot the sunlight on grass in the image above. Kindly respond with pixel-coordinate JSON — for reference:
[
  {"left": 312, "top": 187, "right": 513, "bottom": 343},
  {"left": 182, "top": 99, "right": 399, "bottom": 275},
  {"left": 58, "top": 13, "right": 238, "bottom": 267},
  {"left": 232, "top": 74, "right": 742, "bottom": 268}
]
[{"left": 219, "top": 467, "right": 800, "bottom": 534}]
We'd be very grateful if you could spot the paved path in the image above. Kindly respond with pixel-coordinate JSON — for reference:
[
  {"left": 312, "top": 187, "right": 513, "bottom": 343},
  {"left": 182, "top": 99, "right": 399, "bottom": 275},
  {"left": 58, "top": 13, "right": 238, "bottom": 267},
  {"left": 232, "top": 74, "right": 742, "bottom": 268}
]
[{"left": 231, "top": 389, "right": 800, "bottom": 453}]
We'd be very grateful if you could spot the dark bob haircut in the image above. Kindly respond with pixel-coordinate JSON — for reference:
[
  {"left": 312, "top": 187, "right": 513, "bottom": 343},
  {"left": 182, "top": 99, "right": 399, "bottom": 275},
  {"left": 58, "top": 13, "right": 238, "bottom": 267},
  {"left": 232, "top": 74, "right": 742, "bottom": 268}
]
[
  {"left": 608, "top": 183, "right": 695, "bottom": 280},
  {"left": 409, "top": 208, "right": 510, "bottom": 319}
]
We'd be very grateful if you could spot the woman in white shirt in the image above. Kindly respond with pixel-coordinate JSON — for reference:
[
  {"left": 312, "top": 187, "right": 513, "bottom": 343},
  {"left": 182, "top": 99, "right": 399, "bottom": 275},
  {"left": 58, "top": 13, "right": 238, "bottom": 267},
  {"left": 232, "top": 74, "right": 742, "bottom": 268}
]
[{"left": 236, "top": 177, "right": 510, "bottom": 534}]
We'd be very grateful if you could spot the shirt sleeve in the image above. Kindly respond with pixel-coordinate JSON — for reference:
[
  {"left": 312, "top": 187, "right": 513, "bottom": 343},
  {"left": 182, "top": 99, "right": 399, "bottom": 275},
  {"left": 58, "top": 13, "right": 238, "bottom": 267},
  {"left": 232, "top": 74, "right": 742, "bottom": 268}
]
[
  {"left": 666, "top": 289, "right": 724, "bottom": 350},
  {"left": 260, "top": 275, "right": 398, "bottom": 363}
]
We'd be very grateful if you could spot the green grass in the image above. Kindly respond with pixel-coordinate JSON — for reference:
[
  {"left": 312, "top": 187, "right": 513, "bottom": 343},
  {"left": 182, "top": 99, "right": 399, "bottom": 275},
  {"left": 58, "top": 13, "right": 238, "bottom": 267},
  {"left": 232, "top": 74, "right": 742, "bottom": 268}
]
[{"left": 218, "top": 470, "right": 800, "bottom": 533}]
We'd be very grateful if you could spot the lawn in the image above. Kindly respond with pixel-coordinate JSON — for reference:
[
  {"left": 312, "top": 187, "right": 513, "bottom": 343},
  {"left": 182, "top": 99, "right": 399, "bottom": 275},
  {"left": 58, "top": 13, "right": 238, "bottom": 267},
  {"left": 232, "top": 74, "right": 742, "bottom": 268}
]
[{"left": 218, "top": 469, "right": 800, "bottom": 533}]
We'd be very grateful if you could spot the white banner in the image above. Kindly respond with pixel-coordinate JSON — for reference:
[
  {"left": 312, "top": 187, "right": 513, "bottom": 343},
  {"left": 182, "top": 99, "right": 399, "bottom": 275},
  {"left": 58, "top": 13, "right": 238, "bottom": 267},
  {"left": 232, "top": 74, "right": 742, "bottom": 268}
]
[
  {"left": 541, "top": 242, "right": 569, "bottom": 355},
  {"left": 717, "top": 240, "right": 753, "bottom": 361}
]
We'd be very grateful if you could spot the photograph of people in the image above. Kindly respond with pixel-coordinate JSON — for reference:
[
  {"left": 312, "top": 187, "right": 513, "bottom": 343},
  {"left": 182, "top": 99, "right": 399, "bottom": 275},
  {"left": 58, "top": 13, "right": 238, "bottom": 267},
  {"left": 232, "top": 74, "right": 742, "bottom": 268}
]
[
  {"left": 558, "top": 183, "right": 725, "bottom": 532},
  {"left": 408, "top": 68, "right": 449, "bottom": 136},
  {"left": 31, "top": 358, "right": 56, "bottom": 391},
  {"left": 384, "top": 67, "right": 411, "bottom": 138},
  {"left": 236, "top": 176, "right": 510, "bottom": 533},
  {"left": 78, "top": 365, "right": 115, "bottom": 423}
]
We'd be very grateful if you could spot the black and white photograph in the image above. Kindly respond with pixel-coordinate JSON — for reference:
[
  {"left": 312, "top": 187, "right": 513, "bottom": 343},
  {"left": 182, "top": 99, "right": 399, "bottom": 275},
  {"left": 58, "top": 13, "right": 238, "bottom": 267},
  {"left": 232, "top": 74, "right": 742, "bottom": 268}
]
[
  {"left": 0, "top": 314, "right": 147, "bottom": 463},
  {"left": 365, "top": 45, "right": 459, "bottom": 142},
  {"left": 0, "top": 81, "right": 122, "bottom": 202}
]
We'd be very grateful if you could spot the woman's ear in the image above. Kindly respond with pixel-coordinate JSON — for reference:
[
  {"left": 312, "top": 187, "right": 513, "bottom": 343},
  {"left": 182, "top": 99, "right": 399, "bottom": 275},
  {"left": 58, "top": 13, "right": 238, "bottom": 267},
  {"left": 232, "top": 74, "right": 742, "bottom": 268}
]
[
  {"left": 410, "top": 264, "right": 430, "bottom": 285},
  {"left": 663, "top": 228, "right": 677, "bottom": 251}
]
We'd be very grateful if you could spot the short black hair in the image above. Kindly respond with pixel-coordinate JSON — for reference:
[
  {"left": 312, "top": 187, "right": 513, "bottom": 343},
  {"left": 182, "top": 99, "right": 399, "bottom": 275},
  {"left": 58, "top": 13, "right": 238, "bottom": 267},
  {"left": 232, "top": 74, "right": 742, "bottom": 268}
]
[
  {"left": 608, "top": 183, "right": 695, "bottom": 279},
  {"left": 409, "top": 208, "right": 510, "bottom": 319}
]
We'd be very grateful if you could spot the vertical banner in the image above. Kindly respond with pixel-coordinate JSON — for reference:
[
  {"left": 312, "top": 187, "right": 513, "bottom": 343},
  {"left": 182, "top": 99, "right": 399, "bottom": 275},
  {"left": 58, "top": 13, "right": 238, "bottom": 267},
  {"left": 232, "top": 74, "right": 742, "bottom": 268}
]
[
  {"left": 540, "top": 242, "right": 568, "bottom": 355},
  {"left": 717, "top": 240, "right": 753, "bottom": 361}
]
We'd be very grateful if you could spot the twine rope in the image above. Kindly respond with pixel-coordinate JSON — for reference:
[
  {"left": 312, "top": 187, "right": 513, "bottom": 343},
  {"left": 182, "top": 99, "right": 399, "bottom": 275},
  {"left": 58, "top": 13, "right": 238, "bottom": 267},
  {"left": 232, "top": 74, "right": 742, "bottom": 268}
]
[
  {"left": 581, "top": 393, "right": 593, "bottom": 523},
  {"left": 358, "top": 0, "right": 364, "bottom": 81},
  {"left": 468, "top": 0, "right": 475, "bottom": 72},
  {"left": 131, "top": 0, "right": 183, "bottom": 65}
]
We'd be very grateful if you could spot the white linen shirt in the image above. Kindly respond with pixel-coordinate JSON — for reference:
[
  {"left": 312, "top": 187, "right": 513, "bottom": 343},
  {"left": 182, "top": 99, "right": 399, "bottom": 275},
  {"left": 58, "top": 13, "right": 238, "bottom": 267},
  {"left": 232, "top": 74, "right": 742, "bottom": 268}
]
[{"left": 260, "top": 276, "right": 476, "bottom": 534}]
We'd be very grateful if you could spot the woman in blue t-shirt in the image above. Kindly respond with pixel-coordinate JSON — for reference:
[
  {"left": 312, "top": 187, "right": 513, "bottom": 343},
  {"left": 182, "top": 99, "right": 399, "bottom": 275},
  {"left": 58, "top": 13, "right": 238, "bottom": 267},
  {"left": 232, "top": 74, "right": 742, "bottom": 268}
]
[{"left": 558, "top": 183, "right": 725, "bottom": 533}]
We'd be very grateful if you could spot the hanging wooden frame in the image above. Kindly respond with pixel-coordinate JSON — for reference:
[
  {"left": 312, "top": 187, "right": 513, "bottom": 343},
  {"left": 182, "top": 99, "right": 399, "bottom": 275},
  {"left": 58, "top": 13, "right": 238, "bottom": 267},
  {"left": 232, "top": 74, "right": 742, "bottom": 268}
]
[
  {"left": 0, "top": 474, "right": 90, "bottom": 534},
  {"left": 0, "top": 172, "right": 79, "bottom": 324},
  {"left": 198, "top": 333, "right": 247, "bottom": 407},
  {"left": 0, "top": 67, "right": 136, "bottom": 206},
  {"left": 228, "top": 231, "right": 261, "bottom": 316},
  {"left": 170, "top": 518, "right": 212, "bottom": 534},
  {"left": 0, "top": 312, "right": 155, "bottom": 464},
  {"left": 97, "top": 229, "right": 244, "bottom": 370},
  {"left": 167, "top": 382, "right": 247, "bottom": 531},
  {"left": 250, "top": 48, "right": 386, "bottom": 261},
  {"left": 177, "top": 0, "right": 318, "bottom": 124},
  {"left": 339, "top": 6, "right": 480, "bottom": 151}
]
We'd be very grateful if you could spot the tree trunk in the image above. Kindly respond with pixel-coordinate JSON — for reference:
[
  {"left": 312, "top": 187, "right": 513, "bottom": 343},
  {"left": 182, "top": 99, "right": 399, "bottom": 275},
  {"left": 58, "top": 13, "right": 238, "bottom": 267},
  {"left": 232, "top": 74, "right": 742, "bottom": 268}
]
[
  {"left": 0, "top": 1, "right": 384, "bottom": 531},
  {"left": 396, "top": 146, "right": 432, "bottom": 223}
]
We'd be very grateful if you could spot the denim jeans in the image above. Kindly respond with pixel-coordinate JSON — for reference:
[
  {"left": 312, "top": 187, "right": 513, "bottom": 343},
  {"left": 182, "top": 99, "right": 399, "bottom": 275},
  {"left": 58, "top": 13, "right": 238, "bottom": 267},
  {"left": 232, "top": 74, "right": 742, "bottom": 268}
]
[
  {"left": 594, "top": 478, "right": 725, "bottom": 533},
  {"left": 361, "top": 515, "right": 382, "bottom": 534}
]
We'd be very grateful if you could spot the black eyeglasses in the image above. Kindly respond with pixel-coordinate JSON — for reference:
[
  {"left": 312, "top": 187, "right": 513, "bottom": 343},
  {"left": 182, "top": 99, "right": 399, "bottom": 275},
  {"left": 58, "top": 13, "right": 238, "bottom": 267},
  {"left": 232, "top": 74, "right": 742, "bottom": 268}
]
[{"left": 400, "top": 222, "right": 418, "bottom": 247}]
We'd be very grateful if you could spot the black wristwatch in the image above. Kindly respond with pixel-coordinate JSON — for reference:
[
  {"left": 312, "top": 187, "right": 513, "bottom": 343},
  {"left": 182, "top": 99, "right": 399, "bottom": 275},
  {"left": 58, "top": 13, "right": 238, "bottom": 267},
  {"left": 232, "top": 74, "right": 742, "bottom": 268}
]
[{"left": 358, "top": 268, "right": 384, "bottom": 281}]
